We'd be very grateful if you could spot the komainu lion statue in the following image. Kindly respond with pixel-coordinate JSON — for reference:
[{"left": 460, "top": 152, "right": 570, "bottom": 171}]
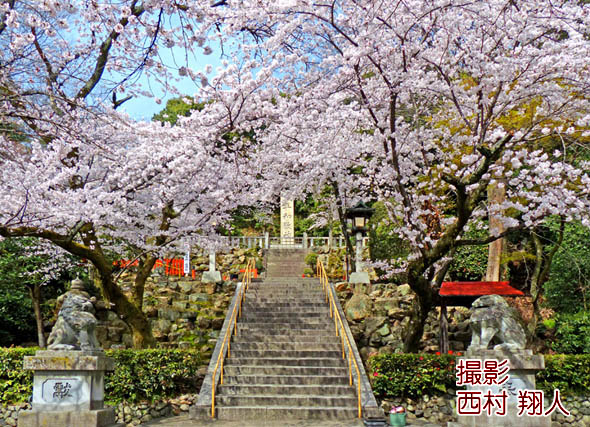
[
  {"left": 468, "top": 294, "right": 526, "bottom": 352},
  {"left": 47, "top": 278, "right": 101, "bottom": 351}
]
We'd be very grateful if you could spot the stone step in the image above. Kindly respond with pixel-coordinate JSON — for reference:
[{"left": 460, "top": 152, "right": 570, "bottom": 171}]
[
  {"left": 231, "top": 333, "right": 339, "bottom": 343},
  {"left": 236, "top": 327, "right": 335, "bottom": 336},
  {"left": 240, "top": 306, "right": 330, "bottom": 314},
  {"left": 229, "top": 349, "right": 342, "bottom": 359},
  {"left": 266, "top": 264, "right": 308, "bottom": 269},
  {"left": 240, "top": 311, "right": 329, "bottom": 319},
  {"left": 237, "top": 325, "right": 334, "bottom": 332},
  {"left": 238, "top": 320, "right": 333, "bottom": 328},
  {"left": 231, "top": 342, "right": 341, "bottom": 351},
  {"left": 242, "top": 302, "right": 328, "bottom": 308},
  {"left": 254, "top": 286, "right": 319, "bottom": 290},
  {"left": 246, "top": 289, "right": 323, "bottom": 295},
  {"left": 245, "top": 295, "right": 324, "bottom": 301},
  {"left": 239, "top": 316, "right": 331, "bottom": 323},
  {"left": 216, "top": 394, "right": 357, "bottom": 408},
  {"left": 221, "top": 374, "right": 350, "bottom": 386},
  {"left": 255, "top": 280, "right": 317, "bottom": 284},
  {"left": 218, "top": 384, "right": 355, "bottom": 397},
  {"left": 223, "top": 365, "right": 348, "bottom": 376},
  {"left": 216, "top": 405, "right": 359, "bottom": 420},
  {"left": 225, "top": 357, "right": 345, "bottom": 367}
]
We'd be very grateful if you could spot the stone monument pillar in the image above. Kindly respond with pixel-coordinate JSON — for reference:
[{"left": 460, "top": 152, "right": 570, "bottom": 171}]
[
  {"left": 202, "top": 250, "right": 222, "bottom": 283},
  {"left": 280, "top": 197, "right": 294, "bottom": 245},
  {"left": 18, "top": 279, "right": 120, "bottom": 427}
]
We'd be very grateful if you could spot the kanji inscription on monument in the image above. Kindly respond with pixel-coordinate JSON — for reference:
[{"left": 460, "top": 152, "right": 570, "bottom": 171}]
[
  {"left": 280, "top": 197, "right": 294, "bottom": 244},
  {"left": 41, "top": 378, "right": 82, "bottom": 405}
]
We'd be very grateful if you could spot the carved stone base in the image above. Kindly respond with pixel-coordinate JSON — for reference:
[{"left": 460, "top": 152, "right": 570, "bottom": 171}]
[
  {"left": 19, "top": 351, "right": 119, "bottom": 427},
  {"left": 451, "top": 349, "right": 550, "bottom": 427},
  {"left": 18, "top": 408, "right": 122, "bottom": 427},
  {"left": 202, "top": 270, "right": 222, "bottom": 283},
  {"left": 348, "top": 271, "right": 370, "bottom": 284}
]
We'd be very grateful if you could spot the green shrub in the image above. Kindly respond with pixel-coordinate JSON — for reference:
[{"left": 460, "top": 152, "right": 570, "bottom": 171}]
[
  {"left": 105, "top": 349, "right": 203, "bottom": 403},
  {"left": 543, "top": 221, "right": 590, "bottom": 313},
  {"left": 0, "top": 349, "right": 204, "bottom": 405},
  {"left": 0, "top": 290, "right": 36, "bottom": 346},
  {"left": 550, "top": 311, "right": 590, "bottom": 354},
  {"left": 368, "top": 353, "right": 590, "bottom": 398},
  {"left": 304, "top": 252, "right": 318, "bottom": 269},
  {"left": 448, "top": 226, "right": 488, "bottom": 281},
  {"left": 0, "top": 348, "right": 36, "bottom": 404},
  {"left": 368, "top": 202, "right": 410, "bottom": 281},
  {"left": 537, "top": 355, "right": 590, "bottom": 395},
  {"left": 368, "top": 353, "right": 457, "bottom": 398}
]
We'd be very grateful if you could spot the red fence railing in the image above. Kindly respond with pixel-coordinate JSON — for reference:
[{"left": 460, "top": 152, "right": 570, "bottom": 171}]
[{"left": 113, "top": 258, "right": 194, "bottom": 278}]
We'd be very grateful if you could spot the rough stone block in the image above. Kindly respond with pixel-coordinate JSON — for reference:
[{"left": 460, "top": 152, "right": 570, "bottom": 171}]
[
  {"left": 17, "top": 408, "right": 119, "bottom": 427},
  {"left": 202, "top": 271, "right": 222, "bottom": 284},
  {"left": 178, "top": 282, "right": 194, "bottom": 293}
]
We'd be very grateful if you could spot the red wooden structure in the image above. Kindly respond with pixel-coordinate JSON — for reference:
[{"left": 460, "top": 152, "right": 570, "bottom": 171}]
[
  {"left": 437, "top": 281, "right": 524, "bottom": 353},
  {"left": 113, "top": 258, "right": 195, "bottom": 278}
]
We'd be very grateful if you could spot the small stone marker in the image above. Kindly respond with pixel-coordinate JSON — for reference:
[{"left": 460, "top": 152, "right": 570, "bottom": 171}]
[
  {"left": 202, "top": 250, "right": 222, "bottom": 284},
  {"left": 183, "top": 242, "right": 190, "bottom": 276}
]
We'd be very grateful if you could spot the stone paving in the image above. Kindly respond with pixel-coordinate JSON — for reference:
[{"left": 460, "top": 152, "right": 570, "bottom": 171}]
[{"left": 143, "top": 414, "right": 442, "bottom": 426}]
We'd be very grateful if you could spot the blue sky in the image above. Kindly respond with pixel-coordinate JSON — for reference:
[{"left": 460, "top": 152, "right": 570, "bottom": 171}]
[{"left": 119, "top": 42, "right": 224, "bottom": 121}]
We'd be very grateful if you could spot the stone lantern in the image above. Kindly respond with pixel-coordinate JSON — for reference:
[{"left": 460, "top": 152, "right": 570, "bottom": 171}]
[{"left": 345, "top": 201, "right": 374, "bottom": 284}]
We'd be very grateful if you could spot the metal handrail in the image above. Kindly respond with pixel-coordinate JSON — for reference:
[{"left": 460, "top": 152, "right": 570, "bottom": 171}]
[
  {"left": 316, "top": 259, "right": 362, "bottom": 418},
  {"left": 210, "top": 257, "right": 255, "bottom": 418}
]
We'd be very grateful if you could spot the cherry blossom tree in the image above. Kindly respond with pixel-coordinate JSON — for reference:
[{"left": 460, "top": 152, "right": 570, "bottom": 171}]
[
  {"left": 194, "top": 0, "right": 590, "bottom": 350},
  {"left": 2, "top": 0, "right": 590, "bottom": 352},
  {"left": 0, "top": 1, "right": 261, "bottom": 347}
]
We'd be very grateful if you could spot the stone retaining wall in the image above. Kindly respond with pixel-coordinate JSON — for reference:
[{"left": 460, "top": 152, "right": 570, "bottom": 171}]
[
  {"left": 92, "top": 248, "right": 262, "bottom": 350},
  {"left": 0, "top": 395, "right": 198, "bottom": 427},
  {"left": 337, "top": 282, "right": 472, "bottom": 359}
]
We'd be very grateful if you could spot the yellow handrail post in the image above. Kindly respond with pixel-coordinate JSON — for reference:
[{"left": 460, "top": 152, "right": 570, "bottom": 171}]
[
  {"left": 317, "top": 258, "right": 362, "bottom": 419},
  {"left": 209, "top": 258, "right": 258, "bottom": 420},
  {"left": 348, "top": 351, "right": 353, "bottom": 385}
]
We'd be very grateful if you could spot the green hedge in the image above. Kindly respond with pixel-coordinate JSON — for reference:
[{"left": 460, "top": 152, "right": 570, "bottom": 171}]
[
  {"left": 550, "top": 311, "right": 590, "bottom": 354},
  {"left": 369, "top": 353, "right": 457, "bottom": 398},
  {"left": 0, "top": 348, "right": 35, "bottom": 404},
  {"left": 0, "top": 348, "right": 204, "bottom": 405},
  {"left": 368, "top": 353, "right": 590, "bottom": 399},
  {"left": 537, "top": 355, "right": 590, "bottom": 395}
]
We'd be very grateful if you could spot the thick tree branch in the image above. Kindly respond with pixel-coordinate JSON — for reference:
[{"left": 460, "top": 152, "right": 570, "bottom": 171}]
[
  {"left": 75, "top": 1, "right": 145, "bottom": 100},
  {"left": 455, "top": 226, "right": 521, "bottom": 247}
]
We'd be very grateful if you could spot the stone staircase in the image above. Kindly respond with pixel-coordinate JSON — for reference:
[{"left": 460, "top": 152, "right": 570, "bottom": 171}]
[
  {"left": 265, "top": 248, "right": 308, "bottom": 278},
  {"left": 213, "top": 277, "right": 360, "bottom": 420}
]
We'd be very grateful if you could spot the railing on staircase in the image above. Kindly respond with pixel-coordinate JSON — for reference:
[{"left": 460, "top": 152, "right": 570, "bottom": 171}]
[
  {"left": 316, "top": 259, "right": 362, "bottom": 419},
  {"left": 210, "top": 257, "right": 256, "bottom": 418}
]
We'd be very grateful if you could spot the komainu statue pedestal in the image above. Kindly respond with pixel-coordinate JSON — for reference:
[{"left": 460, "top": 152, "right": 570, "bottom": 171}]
[
  {"left": 450, "top": 348, "right": 550, "bottom": 427},
  {"left": 18, "top": 350, "right": 121, "bottom": 427}
]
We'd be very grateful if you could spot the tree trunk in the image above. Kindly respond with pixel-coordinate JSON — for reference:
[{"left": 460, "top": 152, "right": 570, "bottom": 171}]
[
  {"left": 28, "top": 283, "right": 46, "bottom": 348},
  {"left": 528, "top": 218, "right": 565, "bottom": 337},
  {"left": 486, "top": 182, "right": 505, "bottom": 281},
  {"left": 95, "top": 262, "right": 157, "bottom": 348},
  {"left": 333, "top": 185, "right": 355, "bottom": 275},
  {"left": 403, "top": 274, "right": 435, "bottom": 352}
]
